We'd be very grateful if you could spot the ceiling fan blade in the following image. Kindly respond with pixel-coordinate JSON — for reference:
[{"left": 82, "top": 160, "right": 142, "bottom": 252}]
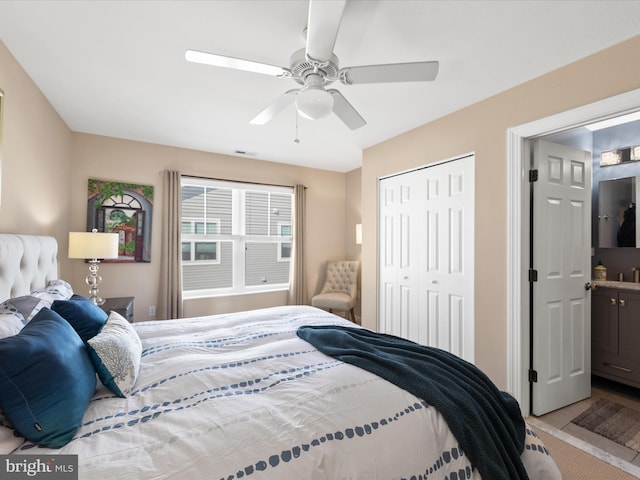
[
  {"left": 340, "top": 61, "right": 439, "bottom": 85},
  {"left": 250, "top": 90, "right": 298, "bottom": 125},
  {"left": 305, "top": 0, "right": 346, "bottom": 63},
  {"left": 328, "top": 89, "right": 366, "bottom": 130},
  {"left": 185, "top": 49, "right": 290, "bottom": 77}
]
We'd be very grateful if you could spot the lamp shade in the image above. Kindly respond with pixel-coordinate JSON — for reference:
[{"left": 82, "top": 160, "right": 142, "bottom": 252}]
[
  {"left": 69, "top": 231, "right": 119, "bottom": 259},
  {"left": 296, "top": 86, "right": 334, "bottom": 120}
]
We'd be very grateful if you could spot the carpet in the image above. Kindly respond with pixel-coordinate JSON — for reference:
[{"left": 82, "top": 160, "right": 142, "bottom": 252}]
[
  {"left": 572, "top": 397, "right": 640, "bottom": 452},
  {"left": 531, "top": 423, "right": 640, "bottom": 480}
]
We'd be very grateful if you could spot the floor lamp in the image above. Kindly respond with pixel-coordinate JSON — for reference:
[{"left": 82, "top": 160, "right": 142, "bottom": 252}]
[{"left": 69, "top": 229, "right": 119, "bottom": 305}]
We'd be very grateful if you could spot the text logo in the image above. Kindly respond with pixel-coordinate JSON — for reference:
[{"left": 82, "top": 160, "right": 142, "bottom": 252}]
[{"left": 0, "top": 456, "right": 77, "bottom": 480}]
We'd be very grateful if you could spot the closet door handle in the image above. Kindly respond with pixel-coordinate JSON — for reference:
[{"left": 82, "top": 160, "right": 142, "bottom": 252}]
[
  {"left": 620, "top": 299, "right": 626, "bottom": 307},
  {"left": 611, "top": 298, "right": 617, "bottom": 306}
]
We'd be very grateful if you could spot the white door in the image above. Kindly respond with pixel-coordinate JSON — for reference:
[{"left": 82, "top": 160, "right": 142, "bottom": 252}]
[
  {"left": 379, "top": 155, "right": 475, "bottom": 362},
  {"left": 378, "top": 169, "right": 422, "bottom": 339},
  {"left": 531, "top": 140, "right": 592, "bottom": 416}
]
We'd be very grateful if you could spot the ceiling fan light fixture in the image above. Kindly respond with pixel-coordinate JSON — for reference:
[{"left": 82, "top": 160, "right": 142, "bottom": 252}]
[{"left": 295, "top": 86, "right": 334, "bottom": 120}]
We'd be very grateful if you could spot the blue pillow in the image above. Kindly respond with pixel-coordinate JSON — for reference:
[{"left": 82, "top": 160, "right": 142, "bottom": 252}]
[
  {"left": 51, "top": 294, "right": 108, "bottom": 342},
  {"left": 0, "top": 308, "right": 96, "bottom": 448}
]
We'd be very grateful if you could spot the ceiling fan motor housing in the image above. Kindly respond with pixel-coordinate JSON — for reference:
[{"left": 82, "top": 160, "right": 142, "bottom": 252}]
[{"left": 289, "top": 48, "right": 339, "bottom": 86}]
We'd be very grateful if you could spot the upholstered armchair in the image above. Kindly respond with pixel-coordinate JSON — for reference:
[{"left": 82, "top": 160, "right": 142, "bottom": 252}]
[{"left": 311, "top": 260, "right": 360, "bottom": 323}]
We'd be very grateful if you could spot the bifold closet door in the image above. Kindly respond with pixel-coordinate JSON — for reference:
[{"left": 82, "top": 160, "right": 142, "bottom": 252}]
[
  {"left": 378, "top": 155, "right": 474, "bottom": 362},
  {"left": 378, "top": 170, "right": 424, "bottom": 340}
]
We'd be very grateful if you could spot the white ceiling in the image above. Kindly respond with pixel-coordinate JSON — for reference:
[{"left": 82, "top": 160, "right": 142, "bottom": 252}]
[{"left": 1, "top": 1, "right": 640, "bottom": 173}]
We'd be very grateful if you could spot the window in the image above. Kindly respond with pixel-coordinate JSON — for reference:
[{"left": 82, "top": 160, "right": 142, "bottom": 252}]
[
  {"left": 278, "top": 224, "right": 292, "bottom": 261},
  {"left": 181, "top": 177, "right": 293, "bottom": 297}
]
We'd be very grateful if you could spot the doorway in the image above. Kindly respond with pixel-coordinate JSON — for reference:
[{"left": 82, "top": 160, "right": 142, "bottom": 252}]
[
  {"left": 535, "top": 375, "right": 640, "bottom": 473},
  {"left": 507, "top": 87, "right": 640, "bottom": 418}
]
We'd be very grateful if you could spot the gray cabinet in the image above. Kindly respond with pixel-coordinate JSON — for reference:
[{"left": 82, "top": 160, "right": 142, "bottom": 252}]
[{"left": 592, "top": 286, "right": 640, "bottom": 387}]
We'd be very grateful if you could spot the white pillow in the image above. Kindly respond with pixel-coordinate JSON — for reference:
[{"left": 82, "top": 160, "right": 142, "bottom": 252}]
[
  {"left": 31, "top": 280, "right": 74, "bottom": 305},
  {"left": 0, "top": 280, "right": 74, "bottom": 339},
  {"left": 0, "top": 311, "right": 25, "bottom": 339},
  {"left": 46, "top": 279, "right": 74, "bottom": 299},
  {"left": 0, "top": 296, "right": 46, "bottom": 338},
  {"left": 87, "top": 311, "right": 142, "bottom": 397}
]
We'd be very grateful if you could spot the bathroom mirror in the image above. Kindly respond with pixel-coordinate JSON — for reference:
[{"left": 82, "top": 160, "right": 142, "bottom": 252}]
[{"left": 598, "top": 176, "right": 638, "bottom": 247}]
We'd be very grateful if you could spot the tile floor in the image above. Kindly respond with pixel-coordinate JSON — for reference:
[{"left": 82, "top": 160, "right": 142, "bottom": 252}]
[{"left": 536, "top": 376, "right": 640, "bottom": 468}]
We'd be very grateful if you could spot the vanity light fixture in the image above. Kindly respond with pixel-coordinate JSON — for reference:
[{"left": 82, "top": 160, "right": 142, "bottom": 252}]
[{"left": 600, "top": 150, "right": 622, "bottom": 166}]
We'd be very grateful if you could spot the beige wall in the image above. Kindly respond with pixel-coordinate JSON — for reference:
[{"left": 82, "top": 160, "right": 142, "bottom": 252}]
[
  {"left": 0, "top": 41, "right": 73, "bottom": 245},
  {"left": 361, "top": 35, "right": 640, "bottom": 389},
  {"left": 0, "top": 39, "right": 348, "bottom": 321},
  {"left": 70, "top": 134, "right": 347, "bottom": 320},
  {"left": 345, "top": 167, "right": 362, "bottom": 321}
]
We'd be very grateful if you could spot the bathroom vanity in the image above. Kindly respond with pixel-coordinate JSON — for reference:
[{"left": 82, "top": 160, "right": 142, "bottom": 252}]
[{"left": 592, "top": 280, "right": 640, "bottom": 388}]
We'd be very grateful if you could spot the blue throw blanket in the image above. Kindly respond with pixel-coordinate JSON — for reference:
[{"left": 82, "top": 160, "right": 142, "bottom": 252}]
[{"left": 297, "top": 325, "right": 528, "bottom": 480}]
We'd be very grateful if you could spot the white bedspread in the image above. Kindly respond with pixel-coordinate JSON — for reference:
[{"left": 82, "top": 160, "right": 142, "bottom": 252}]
[{"left": 13, "top": 306, "right": 559, "bottom": 479}]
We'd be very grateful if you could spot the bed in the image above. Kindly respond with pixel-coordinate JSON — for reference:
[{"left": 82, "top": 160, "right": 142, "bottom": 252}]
[{"left": 0, "top": 234, "right": 560, "bottom": 479}]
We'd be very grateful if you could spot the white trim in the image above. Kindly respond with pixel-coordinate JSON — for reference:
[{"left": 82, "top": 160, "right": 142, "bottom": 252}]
[
  {"left": 506, "top": 129, "right": 526, "bottom": 407},
  {"left": 378, "top": 152, "right": 476, "bottom": 182},
  {"left": 182, "top": 284, "right": 289, "bottom": 300},
  {"left": 507, "top": 88, "right": 640, "bottom": 417},
  {"left": 183, "top": 176, "right": 293, "bottom": 195}
]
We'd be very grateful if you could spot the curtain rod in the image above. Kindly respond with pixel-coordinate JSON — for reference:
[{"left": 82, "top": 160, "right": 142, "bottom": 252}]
[{"left": 177, "top": 173, "right": 307, "bottom": 190}]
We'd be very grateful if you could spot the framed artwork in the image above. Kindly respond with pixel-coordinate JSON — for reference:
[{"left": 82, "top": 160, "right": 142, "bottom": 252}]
[{"left": 87, "top": 178, "right": 153, "bottom": 262}]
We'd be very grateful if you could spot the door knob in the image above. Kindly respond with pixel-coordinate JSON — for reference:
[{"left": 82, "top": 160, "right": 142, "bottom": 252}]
[{"left": 585, "top": 282, "right": 596, "bottom": 291}]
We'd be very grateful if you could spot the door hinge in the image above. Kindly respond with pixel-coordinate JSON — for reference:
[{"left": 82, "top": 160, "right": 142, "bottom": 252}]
[
  {"left": 529, "top": 169, "right": 539, "bottom": 182},
  {"left": 528, "top": 269, "right": 538, "bottom": 282},
  {"left": 529, "top": 369, "right": 538, "bottom": 383}
]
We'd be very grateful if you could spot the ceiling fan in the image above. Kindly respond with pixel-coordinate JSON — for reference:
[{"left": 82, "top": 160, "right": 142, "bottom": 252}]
[{"left": 185, "top": 0, "right": 439, "bottom": 130}]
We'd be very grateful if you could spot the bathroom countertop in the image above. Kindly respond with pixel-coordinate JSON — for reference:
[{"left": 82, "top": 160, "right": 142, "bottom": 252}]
[{"left": 593, "top": 280, "right": 640, "bottom": 291}]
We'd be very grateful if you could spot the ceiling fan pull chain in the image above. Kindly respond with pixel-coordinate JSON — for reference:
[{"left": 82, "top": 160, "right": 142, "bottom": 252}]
[{"left": 294, "top": 111, "right": 300, "bottom": 144}]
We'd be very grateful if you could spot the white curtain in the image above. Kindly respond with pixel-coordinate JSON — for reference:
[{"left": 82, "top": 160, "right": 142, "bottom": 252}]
[
  {"left": 158, "top": 170, "right": 183, "bottom": 319},
  {"left": 287, "top": 184, "right": 307, "bottom": 305}
]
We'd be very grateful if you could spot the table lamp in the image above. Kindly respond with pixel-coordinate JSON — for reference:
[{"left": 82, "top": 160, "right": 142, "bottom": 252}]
[{"left": 69, "top": 229, "right": 119, "bottom": 305}]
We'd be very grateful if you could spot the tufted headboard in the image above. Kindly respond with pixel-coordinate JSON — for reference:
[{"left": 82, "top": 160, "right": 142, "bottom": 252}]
[{"left": 0, "top": 234, "right": 59, "bottom": 301}]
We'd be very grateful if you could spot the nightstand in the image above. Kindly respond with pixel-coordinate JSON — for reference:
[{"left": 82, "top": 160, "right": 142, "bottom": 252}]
[{"left": 100, "top": 296, "right": 134, "bottom": 323}]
